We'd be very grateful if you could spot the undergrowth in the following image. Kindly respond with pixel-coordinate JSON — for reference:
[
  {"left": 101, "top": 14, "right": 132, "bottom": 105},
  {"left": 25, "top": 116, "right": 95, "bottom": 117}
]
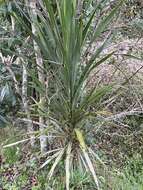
[{"left": 1, "top": 145, "right": 143, "bottom": 190}]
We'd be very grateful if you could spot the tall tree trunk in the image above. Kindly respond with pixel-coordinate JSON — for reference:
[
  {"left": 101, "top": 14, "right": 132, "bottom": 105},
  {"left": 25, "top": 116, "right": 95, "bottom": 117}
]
[
  {"left": 22, "top": 62, "right": 35, "bottom": 147},
  {"left": 29, "top": 0, "right": 47, "bottom": 153}
]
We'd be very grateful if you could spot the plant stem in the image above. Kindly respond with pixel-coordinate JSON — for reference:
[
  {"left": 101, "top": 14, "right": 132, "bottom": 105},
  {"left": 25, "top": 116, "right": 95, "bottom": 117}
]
[{"left": 29, "top": 0, "right": 47, "bottom": 153}]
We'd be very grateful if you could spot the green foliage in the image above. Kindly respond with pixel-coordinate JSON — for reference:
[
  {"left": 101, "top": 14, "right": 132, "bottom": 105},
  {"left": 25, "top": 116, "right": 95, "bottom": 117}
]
[
  {"left": 0, "top": 83, "right": 16, "bottom": 128},
  {"left": 0, "top": 63, "right": 20, "bottom": 128},
  {"left": 1, "top": 153, "right": 143, "bottom": 190},
  {"left": 111, "top": 154, "right": 143, "bottom": 190},
  {"left": 3, "top": 146, "right": 19, "bottom": 164}
]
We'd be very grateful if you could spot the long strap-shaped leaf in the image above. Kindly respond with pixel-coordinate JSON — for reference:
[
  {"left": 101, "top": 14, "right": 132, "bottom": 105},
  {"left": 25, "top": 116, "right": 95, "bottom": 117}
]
[
  {"left": 42, "top": 0, "right": 64, "bottom": 53},
  {"left": 75, "top": 129, "right": 99, "bottom": 189},
  {"left": 82, "top": 148, "right": 100, "bottom": 190},
  {"left": 40, "top": 150, "right": 62, "bottom": 169},
  {"left": 73, "top": 0, "right": 124, "bottom": 100},
  {"left": 73, "top": 34, "right": 113, "bottom": 103},
  {"left": 65, "top": 143, "right": 72, "bottom": 190},
  {"left": 72, "top": 85, "right": 113, "bottom": 126},
  {"left": 48, "top": 148, "right": 65, "bottom": 180},
  {"left": 92, "top": 0, "right": 124, "bottom": 41},
  {"left": 82, "top": 0, "right": 108, "bottom": 44}
]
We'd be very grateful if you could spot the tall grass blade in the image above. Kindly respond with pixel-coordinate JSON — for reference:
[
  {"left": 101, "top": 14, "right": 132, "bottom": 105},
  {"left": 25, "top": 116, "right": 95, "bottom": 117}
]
[
  {"left": 48, "top": 148, "right": 65, "bottom": 180},
  {"left": 40, "top": 151, "right": 62, "bottom": 169},
  {"left": 65, "top": 143, "right": 72, "bottom": 190},
  {"left": 82, "top": 149, "right": 99, "bottom": 190}
]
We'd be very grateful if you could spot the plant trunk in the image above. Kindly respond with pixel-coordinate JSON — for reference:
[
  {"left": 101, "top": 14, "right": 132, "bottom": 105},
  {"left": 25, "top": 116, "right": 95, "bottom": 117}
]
[
  {"left": 22, "top": 62, "right": 35, "bottom": 147},
  {"left": 29, "top": 0, "right": 47, "bottom": 153}
]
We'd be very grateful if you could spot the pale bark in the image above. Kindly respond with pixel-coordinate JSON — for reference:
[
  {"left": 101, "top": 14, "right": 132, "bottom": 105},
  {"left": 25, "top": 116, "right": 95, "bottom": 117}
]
[
  {"left": 22, "top": 62, "right": 35, "bottom": 147},
  {"left": 29, "top": 0, "right": 47, "bottom": 153}
]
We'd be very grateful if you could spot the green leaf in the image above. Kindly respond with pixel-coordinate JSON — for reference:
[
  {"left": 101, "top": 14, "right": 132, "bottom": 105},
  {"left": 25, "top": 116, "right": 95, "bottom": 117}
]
[
  {"left": 92, "top": 0, "right": 124, "bottom": 40},
  {"left": 82, "top": 0, "right": 107, "bottom": 43}
]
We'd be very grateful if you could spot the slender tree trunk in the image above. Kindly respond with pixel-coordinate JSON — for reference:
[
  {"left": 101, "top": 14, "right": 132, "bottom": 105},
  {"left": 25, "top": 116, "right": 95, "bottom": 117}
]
[
  {"left": 22, "top": 62, "right": 35, "bottom": 147},
  {"left": 29, "top": 0, "right": 47, "bottom": 153}
]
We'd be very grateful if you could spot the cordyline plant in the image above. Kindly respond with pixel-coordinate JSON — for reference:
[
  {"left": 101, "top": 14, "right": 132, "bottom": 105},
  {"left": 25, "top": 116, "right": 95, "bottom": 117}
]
[{"left": 6, "top": 0, "right": 124, "bottom": 189}]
